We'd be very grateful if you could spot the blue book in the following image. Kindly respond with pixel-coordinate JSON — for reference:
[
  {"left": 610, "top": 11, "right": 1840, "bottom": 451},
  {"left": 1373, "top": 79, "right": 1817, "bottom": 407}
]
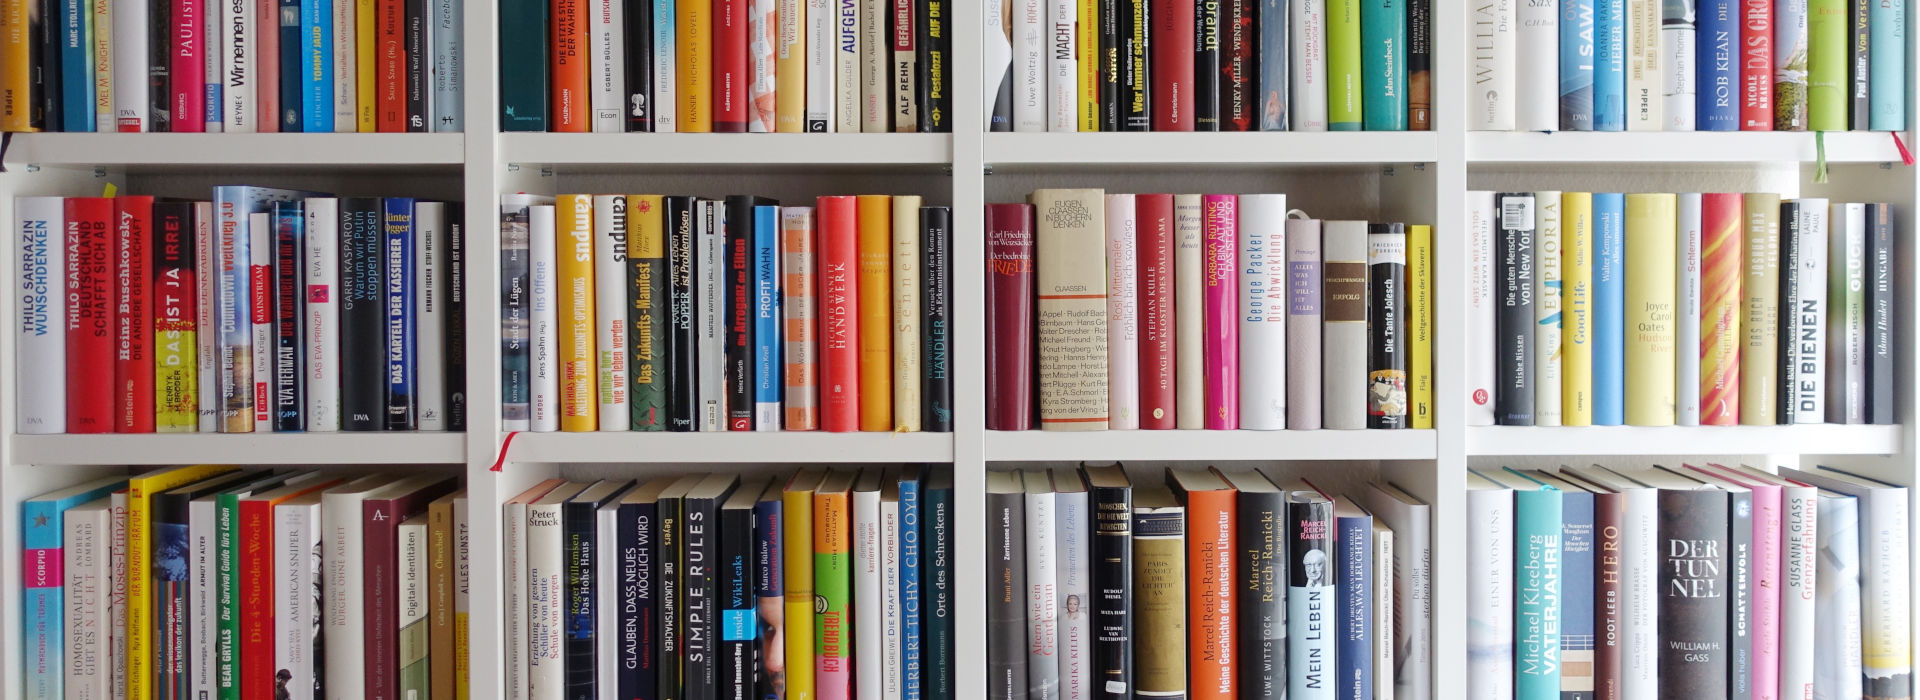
[
  {"left": 301, "top": 0, "right": 333, "bottom": 131},
  {"left": 900, "top": 470, "right": 924, "bottom": 700},
  {"left": 1869, "top": 0, "right": 1904, "bottom": 129},
  {"left": 21, "top": 476, "right": 127, "bottom": 699},
  {"left": 1480, "top": 469, "right": 1562, "bottom": 700},
  {"left": 1593, "top": 0, "right": 1626, "bottom": 130},
  {"left": 923, "top": 470, "right": 955, "bottom": 700},
  {"left": 384, "top": 198, "right": 418, "bottom": 429},
  {"left": 279, "top": 0, "right": 303, "bottom": 131},
  {"left": 1592, "top": 193, "right": 1625, "bottom": 425},
  {"left": 1333, "top": 499, "right": 1374, "bottom": 700},
  {"left": 1519, "top": 471, "right": 1594, "bottom": 700},
  {"left": 1361, "top": 0, "right": 1407, "bottom": 130},
  {"left": 1695, "top": 0, "right": 1739, "bottom": 129},
  {"left": 58, "top": 0, "right": 92, "bottom": 131},
  {"left": 753, "top": 205, "right": 782, "bottom": 425},
  {"left": 1259, "top": 0, "right": 1290, "bottom": 129},
  {"left": 654, "top": 0, "right": 675, "bottom": 127},
  {"left": 1560, "top": 0, "right": 1595, "bottom": 129},
  {"left": 205, "top": 61, "right": 222, "bottom": 130}
]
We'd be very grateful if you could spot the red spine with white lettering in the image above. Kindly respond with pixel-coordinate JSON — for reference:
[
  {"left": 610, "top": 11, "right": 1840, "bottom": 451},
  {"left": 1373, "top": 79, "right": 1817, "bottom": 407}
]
[{"left": 816, "top": 196, "right": 861, "bottom": 431}]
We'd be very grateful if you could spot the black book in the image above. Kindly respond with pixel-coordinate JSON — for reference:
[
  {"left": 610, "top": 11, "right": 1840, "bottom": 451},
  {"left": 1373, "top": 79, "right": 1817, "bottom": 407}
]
[
  {"left": 717, "top": 478, "right": 766, "bottom": 700},
  {"left": 658, "top": 474, "right": 700, "bottom": 700},
  {"left": 1631, "top": 469, "right": 1731, "bottom": 700},
  {"left": 1408, "top": 0, "right": 1431, "bottom": 129},
  {"left": 724, "top": 196, "right": 775, "bottom": 430},
  {"left": 281, "top": 0, "right": 302, "bottom": 129},
  {"left": 923, "top": 468, "right": 956, "bottom": 700},
  {"left": 985, "top": 471, "right": 1028, "bottom": 700},
  {"left": 565, "top": 480, "right": 636, "bottom": 700},
  {"left": 1081, "top": 464, "right": 1132, "bottom": 700},
  {"left": 666, "top": 195, "right": 699, "bottom": 431},
  {"left": 915, "top": 0, "right": 947, "bottom": 131},
  {"left": 1222, "top": 0, "right": 1252, "bottom": 130},
  {"left": 148, "top": 0, "right": 169, "bottom": 130},
  {"left": 1495, "top": 193, "right": 1536, "bottom": 426},
  {"left": 1121, "top": 0, "right": 1149, "bottom": 130},
  {"left": 1850, "top": 0, "right": 1871, "bottom": 131},
  {"left": 751, "top": 481, "right": 785, "bottom": 700},
  {"left": 445, "top": 211, "right": 467, "bottom": 431},
  {"left": 920, "top": 206, "right": 953, "bottom": 432},
  {"left": 618, "top": 479, "right": 675, "bottom": 700},
  {"left": 501, "top": 198, "right": 534, "bottom": 426},
  {"left": 626, "top": 0, "right": 655, "bottom": 131},
  {"left": 1369, "top": 222, "right": 1409, "bottom": 429},
  {"left": 1867, "top": 203, "right": 1894, "bottom": 423},
  {"left": 1711, "top": 472, "right": 1753, "bottom": 700},
  {"left": 630, "top": 197, "right": 670, "bottom": 430},
  {"left": 273, "top": 201, "right": 305, "bottom": 431},
  {"left": 1777, "top": 200, "right": 1803, "bottom": 424},
  {"left": 340, "top": 197, "right": 388, "bottom": 431},
  {"left": 405, "top": 0, "right": 429, "bottom": 131},
  {"left": 1099, "top": 0, "right": 1121, "bottom": 130},
  {"left": 35, "top": 0, "right": 58, "bottom": 129},
  {"left": 1192, "top": 0, "right": 1222, "bottom": 131},
  {"left": 682, "top": 473, "right": 741, "bottom": 700},
  {"left": 1218, "top": 469, "right": 1284, "bottom": 699}
]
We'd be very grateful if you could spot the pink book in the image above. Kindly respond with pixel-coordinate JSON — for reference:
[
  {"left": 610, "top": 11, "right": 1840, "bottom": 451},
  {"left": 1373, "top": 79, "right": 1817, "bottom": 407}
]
[
  {"left": 1106, "top": 195, "right": 1140, "bottom": 429},
  {"left": 1201, "top": 195, "right": 1239, "bottom": 429},
  {"left": 171, "top": 0, "right": 205, "bottom": 131},
  {"left": 255, "top": 0, "right": 279, "bottom": 132},
  {"left": 1688, "top": 462, "right": 1781, "bottom": 700}
]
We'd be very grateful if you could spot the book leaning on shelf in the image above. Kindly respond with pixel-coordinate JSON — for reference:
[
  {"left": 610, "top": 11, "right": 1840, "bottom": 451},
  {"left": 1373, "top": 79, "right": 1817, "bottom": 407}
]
[{"left": 12, "top": 190, "right": 469, "bottom": 434}]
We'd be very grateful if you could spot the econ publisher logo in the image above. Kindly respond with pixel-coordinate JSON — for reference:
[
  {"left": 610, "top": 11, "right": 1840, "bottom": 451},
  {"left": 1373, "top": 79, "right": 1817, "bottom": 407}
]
[{"left": 1473, "top": 389, "right": 1490, "bottom": 406}]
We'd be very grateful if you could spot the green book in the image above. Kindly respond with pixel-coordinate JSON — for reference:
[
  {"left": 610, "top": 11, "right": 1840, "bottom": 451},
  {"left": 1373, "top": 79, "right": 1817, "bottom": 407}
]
[
  {"left": 628, "top": 195, "right": 669, "bottom": 430},
  {"left": 1328, "top": 0, "right": 1367, "bottom": 130},
  {"left": 1807, "top": 0, "right": 1848, "bottom": 130},
  {"left": 1362, "top": 0, "right": 1409, "bottom": 129},
  {"left": 812, "top": 470, "right": 857, "bottom": 694},
  {"left": 398, "top": 514, "right": 433, "bottom": 700},
  {"left": 499, "top": 0, "right": 549, "bottom": 130}
]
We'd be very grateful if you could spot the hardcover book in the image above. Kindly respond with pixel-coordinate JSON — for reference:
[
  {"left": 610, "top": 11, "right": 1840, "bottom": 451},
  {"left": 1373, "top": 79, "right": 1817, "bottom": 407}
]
[
  {"left": 1032, "top": 189, "right": 1109, "bottom": 430},
  {"left": 1132, "top": 484, "right": 1186, "bottom": 700},
  {"left": 1368, "top": 223, "right": 1409, "bottom": 428}
]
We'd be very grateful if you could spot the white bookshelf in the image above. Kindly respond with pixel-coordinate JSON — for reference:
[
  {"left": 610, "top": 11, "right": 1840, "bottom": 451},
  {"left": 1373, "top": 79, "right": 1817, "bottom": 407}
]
[{"left": 0, "top": 0, "right": 1914, "bottom": 696}]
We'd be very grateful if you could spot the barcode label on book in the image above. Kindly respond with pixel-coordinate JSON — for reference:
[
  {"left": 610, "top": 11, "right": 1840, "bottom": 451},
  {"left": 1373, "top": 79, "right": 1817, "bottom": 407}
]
[{"left": 1501, "top": 196, "right": 1535, "bottom": 231}]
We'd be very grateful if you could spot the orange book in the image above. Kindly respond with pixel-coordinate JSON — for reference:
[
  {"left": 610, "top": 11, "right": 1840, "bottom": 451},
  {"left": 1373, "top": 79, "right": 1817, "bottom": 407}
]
[
  {"left": 676, "top": 0, "right": 713, "bottom": 131},
  {"left": 0, "top": 0, "right": 34, "bottom": 132},
  {"left": 550, "top": 0, "right": 589, "bottom": 131},
  {"left": 1167, "top": 467, "right": 1237, "bottom": 700},
  {"left": 854, "top": 195, "right": 893, "bottom": 431}
]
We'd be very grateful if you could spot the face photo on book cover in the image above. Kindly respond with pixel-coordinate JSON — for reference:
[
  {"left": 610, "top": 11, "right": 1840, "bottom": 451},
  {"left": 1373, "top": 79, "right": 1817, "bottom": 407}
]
[{"left": 1298, "top": 547, "right": 1330, "bottom": 588}]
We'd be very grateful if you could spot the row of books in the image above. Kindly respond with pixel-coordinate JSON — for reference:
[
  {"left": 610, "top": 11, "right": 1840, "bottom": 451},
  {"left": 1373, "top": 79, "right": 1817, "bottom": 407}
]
[
  {"left": 504, "top": 467, "right": 958, "bottom": 700},
  {"left": 1466, "top": 464, "right": 1912, "bottom": 700},
  {"left": 986, "top": 465, "right": 1434, "bottom": 700},
  {"left": 498, "top": 193, "right": 953, "bottom": 433},
  {"left": 19, "top": 466, "right": 467, "bottom": 700},
  {"left": 0, "top": 0, "right": 463, "bottom": 132},
  {"left": 1465, "top": 191, "right": 1896, "bottom": 427},
  {"left": 1481, "top": 0, "right": 1908, "bottom": 131},
  {"left": 499, "top": 0, "right": 950, "bottom": 132},
  {"left": 13, "top": 191, "right": 468, "bottom": 435},
  {"left": 988, "top": 190, "right": 1434, "bottom": 431},
  {"left": 986, "top": 0, "right": 1435, "bottom": 131}
]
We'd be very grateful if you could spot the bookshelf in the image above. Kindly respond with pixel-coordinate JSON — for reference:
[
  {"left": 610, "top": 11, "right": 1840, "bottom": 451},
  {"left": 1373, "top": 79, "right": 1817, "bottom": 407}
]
[{"left": 0, "top": 0, "right": 1913, "bottom": 696}]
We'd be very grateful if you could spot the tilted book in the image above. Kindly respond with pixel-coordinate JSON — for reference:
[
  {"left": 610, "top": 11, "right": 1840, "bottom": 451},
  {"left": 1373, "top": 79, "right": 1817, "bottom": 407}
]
[{"left": 1784, "top": 467, "right": 1913, "bottom": 700}]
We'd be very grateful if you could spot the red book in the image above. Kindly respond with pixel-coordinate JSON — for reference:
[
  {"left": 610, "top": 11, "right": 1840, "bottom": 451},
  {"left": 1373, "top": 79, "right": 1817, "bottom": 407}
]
[
  {"left": 1135, "top": 195, "right": 1176, "bottom": 429},
  {"left": 712, "top": 0, "right": 749, "bottom": 132},
  {"left": 65, "top": 197, "right": 116, "bottom": 433},
  {"left": 239, "top": 478, "right": 344, "bottom": 699},
  {"left": 378, "top": 0, "right": 409, "bottom": 131},
  {"left": 1150, "top": 0, "right": 1195, "bottom": 131},
  {"left": 985, "top": 203, "right": 1035, "bottom": 431},
  {"left": 1739, "top": 0, "right": 1772, "bottom": 129},
  {"left": 116, "top": 196, "right": 156, "bottom": 433},
  {"left": 1222, "top": 0, "right": 1253, "bottom": 130},
  {"left": 550, "top": 0, "right": 589, "bottom": 131},
  {"left": 1167, "top": 468, "right": 1237, "bottom": 700},
  {"left": 816, "top": 196, "right": 861, "bottom": 432},
  {"left": 172, "top": 0, "right": 205, "bottom": 132},
  {"left": 255, "top": 0, "right": 279, "bottom": 132},
  {"left": 363, "top": 477, "right": 458, "bottom": 700}
]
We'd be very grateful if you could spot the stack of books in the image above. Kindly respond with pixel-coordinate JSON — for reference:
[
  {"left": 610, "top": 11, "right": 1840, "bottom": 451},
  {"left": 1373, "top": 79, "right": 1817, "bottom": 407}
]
[
  {"left": 498, "top": 193, "right": 953, "bottom": 432},
  {"left": 13, "top": 190, "right": 468, "bottom": 434},
  {"left": 18, "top": 467, "right": 467, "bottom": 699},
  {"left": 503, "top": 467, "right": 958, "bottom": 699},
  {"left": 986, "top": 464, "right": 1434, "bottom": 700},
  {"left": 1466, "top": 191, "right": 1896, "bottom": 427},
  {"left": 1467, "top": 464, "right": 1910, "bottom": 700},
  {"left": 988, "top": 189, "right": 1436, "bottom": 431}
]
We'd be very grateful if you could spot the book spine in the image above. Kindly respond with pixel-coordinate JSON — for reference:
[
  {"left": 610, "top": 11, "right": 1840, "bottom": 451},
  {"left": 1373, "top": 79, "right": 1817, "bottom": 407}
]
[
  {"left": 1185, "top": 488, "right": 1234, "bottom": 700},
  {"left": 1739, "top": 193, "right": 1781, "bottom": 424},
  {"left": 1777, "top": 202, "right": 1806, "bottom": 422},
  {"left": 666, "top": 197, "right": 697, "bottom": 430},
  {"left": 1287, "top": 497, "right": 1335, "bottom": 700},
  {"left": 1236, "top": 489, "right": 1284, "bottom": 699},
  {"left": 891, "top": 197, "right": 923, "bottom": 430},
  {"left": 1815, "top": 493, "right": 1865, "bottom": 699},
  {"left": 16, "top": 198, "right": 66, "bottom": 433},
  {"left": 1238, "top": 195, "right": 1287, "bottom": 430},
  {"left": 1099, "top": 0, "right": 1121, "bottom": 130},
  {"left": 1337, "top": 509, "right": 1376, "bottom": 700},
  {"left": 772, "top": 0, "right": 801, "bottom": 130},
  {"left": 648, "top": 0, "right": 672, "bottom": 132},
  {"left": 1828, "top": 206, "right": 1865, "bottom": 422},
  {"left": 700, "top": 202, "right": 727, "bottom": 431},
  {"left": 1592, "top": 193, "right": 1625, "bottom": 425},
  {"left": 116, "top": 196, "right": 156, "bottom": 432},
  {"left": 64, "top": 199, "right": 114, "bottom": 433},
  {"left": 56, "top": 0, "right": 93, "bottom": 131},
  {"left": 1531, "top": 195, "right": 1562, "bottom": 426},
  {"left": 1516, "top": 0, "right": 1557, "bottom": 131},
  {"left": 782, "top": 207, "right": 820, "bottom": 430},
  {"left": 720, "top": 496, "right": 760, "bottom": 700},
  {"left": 806, "top": 0, "right": 831, "bottom": 130},
  {"left": 1137, "top": 196, "right": 1177, "bottom": 429},
  {"left": 1867, "top": 0, "right": 1902, "bottom": 128},
  {"left": 155, "top": 205, "right": 197, "bottom": 429},
  {"left": 886, "top": 0, "right": 915, "bottom": 131},
  {"left": 340, "top": 198, "right": 386, "bottom": 430},
  {"left": 756, "top": 206, "right": 784, "bottom": 428},
  {"left": 1867, "top": 204, "right": 1893, "bottom": 423},
  {"left": 1512, "top": 487, "right": 1562, "bottom": 700},
  {"left": 988, "top": 488, "right": 1029, "bottom": 700},
  {"left": 1107, "top": 195, "right": 1141, "bottom": 429},
  {"left": 1664, "top": 0, "right": 1696, "bottom": 128},
  {"left": 239, "top": 499, "right": 277, "bottom": 699},
  {"left": 1465, "top": 192, "right": 1497, "bottom": 425},
  {"left": 1325, "top": 0, "right": 1360, "bottom": 129},
  {"left": 1773, "top": 0, "right": 1807, "bottom": 128},
  {"left": 1223, "top": 0, "right": 1254, "bottom": 130},
  {"left": 170, "top": 0, "right": 203, "bottom": 131},
  {"left": 300, "top": 0, "right": 332, "bottom": 130},
  {"left": 713, "top": 0, "right": 747, "bottom": 131},
  {"left": 1778, "top": 485, "right": 1817, "bottom": 700},
  {"left": 382, "top": 199, "right": 416, "bottom": 429},
  {"left": 111, "top": 492, "right": 128, "bottom": 700},
  {"left": 1465, "top": 487, "right": 1514, "bottom": 700},
  {"left": 750, "top": 493, "right": 785, "bottom": 699},
  {"left": 921, "top": 207, "right": 954, "bottom": 431},
  {"left": 658, "top": 493, "right": 683, "bottom": 700},
  {"left": 914, "top": 0, "right": 946, "bottom": 131},
  {"left": 593, "top": 196, "right": 630, "bottom": 429},
  {"left": 1657, "top": 489, "right": 1731, "bottom": 699},
  {"left": 65, "top": 505, "right": 110, "bottom": 699},
  {"left": 1625, "top": 0, "right": 1662, "bottom": 128},
  {"left": 1790, "top": 201, "right": 1828, "bottom": 423},
  {"left": 616, "top": 499, "right": 657, "bottom": 699},
  {"left": 430, "top": 0, "right": 458, "bottom": 129},
  {"left": 274, "top": 504, "right": 323, "bottom": 700},
  {"left": 1807, "top": 0, "right": 1844, "bottom": 129},
  {"left": 497, "top": 0, "right": 546, "bottom": 129},
  {"left": 1593, "top": 0, "right": 1623, "bottom": 128},
  {"left": 1700, "top": 193, "right": 1742, "bottom": 425},
  {"left": 620, "top": 0, "right": 650, "bottom": 129},
  {"left": 532, "top": 204, "right": 559, "bottom": 431},
  {"left": 430, "top": 501, "right": 456, "bottom": 698},
  {"left": 353, "top": 0, "right": 374, "bottom": 130},
  {"left": 1020, "top": 481, "right": 1058, "bottom": 699},
  {"left": 196, "top": 203, "right": 219, "bottom": 430},
  {"left": 818, "top": 196, "right": 860, "bottom": 431},
  {"left": 671, "top": 0, "right": 709, "bottom": 131},
  {"left": 749, "top": 0, "right": 776, "bottom": 131},
  {"left": 303, "top": 200, "right": 340, "bottom": 431},
  {"left": 1560, "top": 0, "right": 1594, "bottom": 129},
  {"left": 925, "top": 481, "right": 955, "bottom": 700},
  {"left": 1149, "top": 0, "right": 1193, "bottom": 129},
  {"left": 1368, "top": 223, "right": 1408, "bottom": 428},
  {"left": 782, "top": 482, "right": 817, "bottom": 700},
  {"left": 1089, "top": 482, "right": 1132, "bottom": 700},
  {"left": 1174, "top": 195, "right": 1205, "bottom": 426},
  {"left": 414, "top": 204, "right": 448, "bottom": 430},
  {"left": 1738, "top": 0, "right": 1770, "bottom": 128},
  {"left": 1286, "top": 218, "right": 1323, "bottom": 429},
  {"left": 1258, "top": 0, "right": 1291, "bottom": 129},
  {"left": 1623, "top": 193, "right": 1676, "bottom": 425},
  {"left": 1202, "top": 195, "right": 1239, "bottom": 428},
  {"left": 858, "top": 0, "right": 885, "bottom": 130},
  {"left": 110, "top": 0, "right": 147, "bottom": 130},
  {"left": 1192, "top": 0, "right": 1223, "bottom": 130},
  {"left": 985, "top": 203, "right": 1035, "bottom": 431},
  {"left": 564, "top": 501, "right": 600, "bottom": 699},
  {"left": 500, "top": 201, "right": 533, "bottom": 430},
  {"left": 548, "top": 0, "right": 586, "bottom": 130},
  {"left": 91, "top": 0, "right": 108, "bottom": 132},
  {"left": 856, "top": 195, "right": 893, "bottom": 429},
  {"left": 250, "top": 211, "right": 275, "bottom": 427},
  {"left": 527, "top": 501, "right": 566, "bottom": 699},
  {"left": 586, "top": 0, "right": 622, "bottom": 131},
  {"left": 1323, "top": 221, "right": 1368, "bottom": 429},
  {"left": 556, "top": 195, "right": 599, "bottom": 431},
  {"left": 1472, "top": 0, "right": 1517, "bottom": 129},
  {"left": 814, "top": 488, "right": 853, "bottom": 700},
  {"left": 1554, "top": 196, "right": 1588, "bottom": 423},
  {"left": 1698, "top": 0, "right": 1738, "bottom": 128},
  {"left": 1676, "top": 194, "right": 1702, "bottom": 426},
  {"left": 1133, "top": 499, "right": 1185, "bottom": 699},
  {"left": 273, "top": 205, "right": 305, "bottom": 431},
  {"left": 1034, "top": 189, "right": 1110, "bottom": 430},
  {"left": 1054, "top": 486, "right": 1091, "bottom": 699},
  {"left": 1590, "top": 491, "right": 1625, "bottom": 699},
  {"left": 1075, "top": 0, "right": 1097, "bottom": 131}
]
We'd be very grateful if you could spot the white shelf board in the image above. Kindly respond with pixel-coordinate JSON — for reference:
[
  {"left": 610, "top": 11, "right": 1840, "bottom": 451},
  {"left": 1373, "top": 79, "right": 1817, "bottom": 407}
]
[
  {"left": 499, "top": 431, "right": 956, "bottom": 464},
  {"left": 984, "top": 429, "right": 1438, "bottom": 462},
  {"left": 1, "top": 132, "right": 467, "bottom": 166},
  {"left": 9, "top": 432, "right": 468, "bottom": 465},
  {"left": 1467, "top": 130, "right": 1909, "bottom": 164},
  {"left": 985, "top": 131, "right": 1441, "bottom": 165},
  {"left": 497, "top": 132, "right": 953, "bottom": 166},
  {"left": 1466, "top": 424, "right": 1904, "bottom": 456}
]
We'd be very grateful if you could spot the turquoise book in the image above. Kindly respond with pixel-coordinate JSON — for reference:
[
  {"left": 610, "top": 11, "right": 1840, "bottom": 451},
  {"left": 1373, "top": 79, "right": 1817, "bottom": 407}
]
[
  {"left": 1869, "top": 0, "right": 1905, "bottom": 129},
  {"left": 1593, "top": 0, "right": 1626, "bottom": 130},
  {"left": 1519, "top": 471, "right": 1596, "bottom": 699},
  {"left": 57, "top": 0, "right": 92, "bottom": 131},
  {"left": 1361, "top": 0, "right": 1408, "bottom": 130},
  {"left": 1480, "top": 469, "right": 1563, "bottom": 700},
  {"left": 1560, "top": 0, "right": 1595, "bottom": 130},
  {"left": 1592, "top": 193, "right": 1625, "bottom": 425},
  {"left": 20, "top": 476, "right": 128, "bottom": 699}
]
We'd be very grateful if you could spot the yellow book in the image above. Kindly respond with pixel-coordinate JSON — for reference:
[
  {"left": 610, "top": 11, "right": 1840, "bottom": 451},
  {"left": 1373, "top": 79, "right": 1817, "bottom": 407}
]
[
  {"left": 783, "top": 469, "right": 823, "bottom": 700},
  {"left": 774, "top": 0, "right": 805, "bottom": 131},
  {"left": 856, "top": 195, "right": 893, "bottom": 430},
  {"left": 127, "top": 464, "right": 239, "bottom": 700},
  {"left": 1561, "top": 192, "right": 1594, "bottom": 426},
  {"left": 1078, "top": 0, "right": 1099, "bottom": 130},
  {"left": 452, "top": 492, "right": 471, "bottom": 700},
  {"left": 678, "top": 0, "right": 714, "bottom": 132},
  {"left": 357, "top": 0, "right": 376, "bottom": 130},
  {"left": 558, "top": 194, "right": 600, "bottom": 431},
  {"left": 0, "top": 0, "right": 35, "bottom": 132},
  {"left": 1739, "top": 193, "right": 1782, "bottom": 425},
  {"left": 891, "top": 195, "right": 923, "bottom": 431},
  {"left": 1409, "top": 224, "right": 1433, "bottom": 429},
  {"left": 1623, "top": 193, "right": 1677, "bottom": 426}
]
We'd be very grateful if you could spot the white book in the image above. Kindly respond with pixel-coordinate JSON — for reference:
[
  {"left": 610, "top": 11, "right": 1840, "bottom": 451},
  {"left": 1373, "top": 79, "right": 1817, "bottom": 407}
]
[
  {"left": 1284, "top": 215, "right": 1322, "bottom": 429},
  {"left": 1533, "top": 192, "right": 1563, "bottom": 426},
  {"left": 1372, "top": 519, "right": 1395, "bottom": 700},
  {"left": 1292, "top": 0, "right": 1329, "bottom": 130},
  {"left": 250, "top": 211, "right": 275, "bottom": 428},
  {"left": 1662, "top": 0, "right": 1695, "bottom": 129},
  {"left": 1239, "top": 194, "right": 1289, "bottom": 430},
  {"left": 593, "top": 196, "right": 631, "bottom": 430},
  {"left": 14, "top": 196, "right": 65, "bottom": 433},
  {"left": 188, "top": 495, "right": 220, "bottom": 700},
  {"left": 1466, "top": 191, "right": 1497, "bottom": 425},
  {"left": 222, "top": 0, "right": 255, "bottom": 132},
  {"left": 1324, "top": 220, "right": 1369, "bottom": 430},
  {"left": 807, "top": 0, "right": 835, "bottom": 130},
  {"left": 654, "top": 0, "right": 677, "bottom": 132},
  {"left": 1013, "top": 0, "right": 1047, "bottom": 131},
  {"left": 595, "top": 499, "right": 622, "bottom": 694},
  {"left": 835, "top": 0, "right": 860, "bottom": 131},
  {"left": 415, "top": 202, "right": 448, "bottom": 430},
  {"left": 881, "top": 481, "right": 904, "bottom": 700},
  {"left": 750, "top": 0, "right": 778, "bottom": 132},
  {"left": 332, "top": 0, "right": 355, "bottom": 130},
  {"left": 1783, "top": 467, "right": 1912, "bottom": 697},
  {"left": 397, "top": 513, "right": 430, "bottom": 698},
  {"left": 1625, "top": 0, "right": 1663, "bottom": 129},
  {"left": 1563, "top": 466, "right": 1658, "bottom": 698},
  {"left": 305, "top": 199, "right": 342, "bottom": 431},
  {"left": 64, "top": 499, "right": 112, "bottom": 700},
  {"left": 1813, "top": 489, "right": 1866, "bottom": 700},
  {"left": 853, "top": 472, "right": 885, "bottom": 700},
  {"left": 275, "top": 494, "right": 324, "bottom": 700},
  {"left": 526, "top": 483, "right": 588, "bottom": 700},
  {"left": 111, "top": 0, "right": 147, "bottom": 130},
  {"left": 1047, "top": 0, "right": 1075, "bottom": 131},
  {"left": 1174, "top": 194, "right": 1205, "bottom": 428},
  {"left": 1472, "top": 0, "right": 1516, "bottom": 129},
  {"left": 1106, "top": 195, "right": 1140, "bottom": 429},
  {"left": 699, "top": 201, "right": 728, "bottom": 430},
  {"left": 860, "top": 0, "right": 888, "bottom": 131},
  {"left": 1791, "top": 200, "right": 1829, "bottom": 423},
  {"left": 983, "top": 0, "right": 1012, "bottom": 130},
  {"left": 197, "top": 202, "right": 220, "bottom": 430},
  {"left": 1829, "top": 202, "right": 1867, "bottom": 423},
  {"left": 1725, "top": 464, "right": 1819, "bottom": 700},
  {"left": 530, "top": 205, "right": 561, "bottom": 432},
  {"left": 1022, "top": 469, "right": 1060, "bottom": 699},
  {"left": 1464, "top": 472, "right": 1513, "bottom": 700},
  {"left": 592, "top": 0, "right": 627, "bottom": 132},
  {"left": 502, "top": 481, "right": 565, "bottom": 700},
  {"left": 319, "top": 474, "right": 396, "bottom": 700},
  {"left": 453, "top": 492, "right": 472, "bottom": 686},
  {"left": 1675, "top": 193, "right": 1702, "bottom": 426},
  {"left": 1366, "top": 483, "right": 1430, "bottom": 700},
  {"left": 892, "top": 196, "right": 923, "bottom": 431},
  {"left": 1052, "top": 471, "right": 1092, "bottom": 700},
  {"left": 1516, "top": 0, "right": 1558, "bottom": 131}
]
